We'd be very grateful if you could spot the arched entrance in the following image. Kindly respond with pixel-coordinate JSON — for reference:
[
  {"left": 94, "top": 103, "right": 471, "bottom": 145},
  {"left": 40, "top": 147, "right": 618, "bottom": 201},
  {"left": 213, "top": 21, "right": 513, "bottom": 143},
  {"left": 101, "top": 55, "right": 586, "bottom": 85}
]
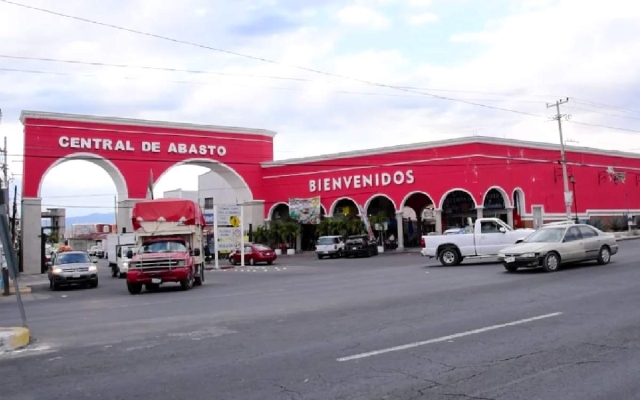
[
  {"left": 512, "top": 188, "right": 526, "bottom": 228},
  {"left": 268, "top": 202, "right": 290, "bottom": 221},
  {"left": 400, "top": 191, "right": 436, "bottom": 247},
  {"left": 364, "top": 194, "right": 397, "bottom": 247},
  {"left": 329, "top": 197, "right": 359, "bottom": 218},
  {"left": 482, "top": 187, "right": 511, "bottom": 225},
  {"left": 20, "top": 110, "right": 274, "bottom": 274},
  {"left": 439, "top": 189, "right": 477, "bottom": 231}
]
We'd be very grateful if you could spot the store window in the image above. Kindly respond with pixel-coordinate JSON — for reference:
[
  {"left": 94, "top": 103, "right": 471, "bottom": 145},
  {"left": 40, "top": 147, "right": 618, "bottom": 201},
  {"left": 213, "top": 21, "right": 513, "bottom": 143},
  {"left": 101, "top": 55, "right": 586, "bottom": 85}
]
[{"left": 204, "top": 197, "right": 214, "bottom": 209}]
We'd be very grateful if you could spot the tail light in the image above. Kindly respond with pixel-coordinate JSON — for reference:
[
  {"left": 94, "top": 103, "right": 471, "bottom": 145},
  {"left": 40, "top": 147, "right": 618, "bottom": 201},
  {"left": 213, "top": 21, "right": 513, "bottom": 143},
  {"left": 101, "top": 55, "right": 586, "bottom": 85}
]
[{"left": 420, "top": 237, "right": 425, "bottom": 248}]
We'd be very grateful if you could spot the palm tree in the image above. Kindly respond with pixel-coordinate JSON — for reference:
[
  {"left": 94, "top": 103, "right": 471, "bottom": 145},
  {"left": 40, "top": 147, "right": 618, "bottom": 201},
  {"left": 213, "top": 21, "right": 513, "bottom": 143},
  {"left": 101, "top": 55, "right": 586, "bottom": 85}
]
[
  {"left": 281, "top": 221, "right": 301, "bottom": 249},
  {"left": 347, "top": 217, "right": 365, "bottom": 235},
  {"left": 317, "top": 218, "right": 334, "bottom": 237}
]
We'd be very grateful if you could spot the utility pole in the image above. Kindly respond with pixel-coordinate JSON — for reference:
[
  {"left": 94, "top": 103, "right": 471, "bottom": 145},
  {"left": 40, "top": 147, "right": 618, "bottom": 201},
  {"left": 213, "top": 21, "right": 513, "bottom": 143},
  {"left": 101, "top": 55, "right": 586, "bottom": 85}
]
[{"left": 547, "top": 98, "right": 573, "bottom": 220}]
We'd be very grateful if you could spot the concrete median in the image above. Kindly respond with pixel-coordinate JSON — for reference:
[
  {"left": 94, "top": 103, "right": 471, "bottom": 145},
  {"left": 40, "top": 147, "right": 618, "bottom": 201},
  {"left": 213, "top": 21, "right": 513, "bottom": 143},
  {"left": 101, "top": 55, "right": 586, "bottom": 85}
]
[{"left": 0, "top": 327, "right": 30, "bottom": 353}]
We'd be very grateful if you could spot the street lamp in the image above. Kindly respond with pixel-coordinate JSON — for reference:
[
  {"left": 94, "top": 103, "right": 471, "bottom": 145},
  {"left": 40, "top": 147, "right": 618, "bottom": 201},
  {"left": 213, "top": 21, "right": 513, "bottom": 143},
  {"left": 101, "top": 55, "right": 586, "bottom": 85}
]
[{"left": 569, "top": 174, "right": 578, "bottom": 223}]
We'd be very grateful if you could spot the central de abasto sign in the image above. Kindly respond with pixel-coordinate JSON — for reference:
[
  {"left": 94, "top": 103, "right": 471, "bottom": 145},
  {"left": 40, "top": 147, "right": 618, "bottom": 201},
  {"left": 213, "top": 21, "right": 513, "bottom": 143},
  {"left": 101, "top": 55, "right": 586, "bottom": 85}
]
[
  {"left": 309, "top": 170, "right": 415, "bottom": 192},
  {"left": 58, "top": 136, "right": 227, "bottom": 156}
]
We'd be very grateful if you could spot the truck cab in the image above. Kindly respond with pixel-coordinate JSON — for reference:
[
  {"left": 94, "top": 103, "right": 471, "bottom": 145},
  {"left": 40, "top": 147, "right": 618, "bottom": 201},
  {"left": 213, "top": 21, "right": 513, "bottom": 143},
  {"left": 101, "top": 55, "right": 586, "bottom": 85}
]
[{"left": 112, "top": 244, "right": 136, "bottom": 278}]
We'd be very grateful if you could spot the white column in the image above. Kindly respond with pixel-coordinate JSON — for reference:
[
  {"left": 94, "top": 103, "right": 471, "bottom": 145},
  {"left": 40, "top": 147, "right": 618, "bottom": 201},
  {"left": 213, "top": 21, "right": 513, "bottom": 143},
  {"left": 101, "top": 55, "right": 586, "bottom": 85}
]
[
  {"left": 506, "top": 206, "right": 515, "bottom": 228},
  {"left": 435, "top": 209, "right": 443, "bottom": 234},
  {"left": 395, "top": 211, "right": 404, "bottom": 251},
  {"left": 117, "top": 199, "right": 145, "bottom": 233},
  {"left": 476, "top": 206, "right": 484, "bottom": 220},
  {"left": 21, "top": 197, "right": 43, "bottom": 275}
]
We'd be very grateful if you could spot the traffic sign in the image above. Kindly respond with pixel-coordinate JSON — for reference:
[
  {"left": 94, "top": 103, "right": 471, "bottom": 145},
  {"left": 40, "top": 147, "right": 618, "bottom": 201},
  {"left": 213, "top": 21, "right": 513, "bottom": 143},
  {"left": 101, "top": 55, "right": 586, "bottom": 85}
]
[{"left": 217, "top": 205, "right": 241, "bottom": 226}]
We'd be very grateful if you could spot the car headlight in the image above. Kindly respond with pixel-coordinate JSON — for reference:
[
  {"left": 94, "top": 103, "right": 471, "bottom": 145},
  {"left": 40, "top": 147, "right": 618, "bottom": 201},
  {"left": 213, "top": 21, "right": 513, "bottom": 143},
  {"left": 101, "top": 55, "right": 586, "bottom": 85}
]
[
  {"left": 88, "top": 265, "right": 98, "bottom": 272},
  {"left": 122, "top": 262, "right": 129, "bottom": 268},
  {"left": 52, "top": 267, "right": 62, "bottom": 274},
  {"left": 498, "top": 253, "right": 505, "bottom": 258},
  {"left": 176, "top": 260, "right": 186, "bottom": 267},
  {"left": 521, "top": 253, "right": 537, "bottom": 258}
]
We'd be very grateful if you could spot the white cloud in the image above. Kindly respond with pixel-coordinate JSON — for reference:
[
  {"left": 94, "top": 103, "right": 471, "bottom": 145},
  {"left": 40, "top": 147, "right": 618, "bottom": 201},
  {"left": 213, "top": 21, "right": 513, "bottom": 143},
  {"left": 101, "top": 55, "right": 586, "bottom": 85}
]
[
  {"left": 336, "top": 5, "right": 391, "bottom": 29},
  {"left": 2, "top": 0, "right": 640, "bottom": 217},
  {"left": 407, "top": 0, "right": 433, "bottom": 7},
  {"left": 407, "top": 12, "right": 438, "bottom": 25}
]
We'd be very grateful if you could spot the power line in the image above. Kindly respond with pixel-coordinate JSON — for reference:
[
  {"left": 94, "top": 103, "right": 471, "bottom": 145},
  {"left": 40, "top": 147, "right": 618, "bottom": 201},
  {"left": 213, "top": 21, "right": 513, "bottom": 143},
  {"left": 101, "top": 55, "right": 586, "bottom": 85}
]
[
  {"left": 0, "top": 54, "right": 561, "bottom": 99},
  {"left": 564, "top": 105, "right": 640, "bottom": 122},
  {"left": 0, "top": 66, "right": 549, "bottom": 104},
  {"left": 0, "top": 0, "right": 548, "bottom": 120},
  {"left": 572, "top": 98, "right": 640, "bottom": 116}
]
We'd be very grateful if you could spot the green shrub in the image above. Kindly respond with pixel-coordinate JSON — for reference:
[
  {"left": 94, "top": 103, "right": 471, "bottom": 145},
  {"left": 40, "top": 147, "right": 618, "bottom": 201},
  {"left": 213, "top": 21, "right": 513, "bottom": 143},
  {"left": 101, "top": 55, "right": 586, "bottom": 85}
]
[
  {"left": 610, "top": 216, "right": 627, "bottom": 232},
  {"left": 589, "top": 218, "right": 605, "bottom": 231}
]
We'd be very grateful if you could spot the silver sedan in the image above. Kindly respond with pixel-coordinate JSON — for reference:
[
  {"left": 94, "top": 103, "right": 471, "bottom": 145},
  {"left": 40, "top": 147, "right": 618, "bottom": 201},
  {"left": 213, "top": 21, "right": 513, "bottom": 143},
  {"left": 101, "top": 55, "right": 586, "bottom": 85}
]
[{"left": 498, "top": 223, "right": 618, "bottom": 272}]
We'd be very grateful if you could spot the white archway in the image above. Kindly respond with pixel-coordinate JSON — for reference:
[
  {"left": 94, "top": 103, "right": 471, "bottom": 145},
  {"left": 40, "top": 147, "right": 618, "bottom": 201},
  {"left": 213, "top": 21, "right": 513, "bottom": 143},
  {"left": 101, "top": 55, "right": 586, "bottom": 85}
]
[
  {"left": 438, "top": 188, "right": 477, "bottom": 210},
  {"left": 154, "top": 158, "right": 253, "bottom": 203},
  {"left": 482, "top": 186, "right": 512, "bottom": 208},
  {"left": 512, "top": 187, "right": 526, "bottom": 215},
  {"left": 400, "top": 190, "right": 436, "bottom": 210},
  {"left": 320, "top": 204, "right": 328, "bottom": 216},
  {"left": 37, "top": 152, "right": 129, "bottom": 198},
  {"left": 329, "top": 197, "right": 359, "bottom": 216},
  {"left": 267, "top": 202, "right": 289, "bottom": 221},
  {"left": 364, "top": 193, "right": 398, "bottom": 215}
]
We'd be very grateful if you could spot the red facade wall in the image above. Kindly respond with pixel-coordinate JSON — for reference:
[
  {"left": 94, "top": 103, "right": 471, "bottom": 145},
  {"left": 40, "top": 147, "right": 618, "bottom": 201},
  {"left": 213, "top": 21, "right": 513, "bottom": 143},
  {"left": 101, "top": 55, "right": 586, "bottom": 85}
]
[
  {"left": 22, "top": 114, "right": 274, "bottom": 200},
  {"left": 261, "top": 142, "right": 640, "bottom": 218}
]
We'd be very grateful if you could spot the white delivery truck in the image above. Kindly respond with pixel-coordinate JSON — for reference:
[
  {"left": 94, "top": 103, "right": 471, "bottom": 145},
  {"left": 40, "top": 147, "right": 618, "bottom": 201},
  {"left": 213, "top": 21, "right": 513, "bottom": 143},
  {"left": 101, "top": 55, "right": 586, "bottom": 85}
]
[
  {"left": 112, "top": 243, "right": 137, "bottom": 278},
  {"left": 106, "top": 233, "right": 135, "bottom": 267}
]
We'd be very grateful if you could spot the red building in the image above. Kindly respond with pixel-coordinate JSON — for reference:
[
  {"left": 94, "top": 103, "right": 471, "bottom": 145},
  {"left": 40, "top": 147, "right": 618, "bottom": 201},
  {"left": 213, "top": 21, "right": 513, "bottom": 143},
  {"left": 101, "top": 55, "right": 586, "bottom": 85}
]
[{"left": 20, "top": 111, "right": 640, "bottom": 273}]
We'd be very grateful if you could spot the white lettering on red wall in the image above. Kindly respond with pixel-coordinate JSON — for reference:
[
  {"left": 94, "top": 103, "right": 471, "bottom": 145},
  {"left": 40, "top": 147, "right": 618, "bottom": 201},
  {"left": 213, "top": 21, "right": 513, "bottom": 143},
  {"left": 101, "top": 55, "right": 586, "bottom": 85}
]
[
  {"left": 309, "top": 170, "right": 415, "bottom": 192},
  {"left": 58, "top": 136, "right": 227, "bottom": 156}
]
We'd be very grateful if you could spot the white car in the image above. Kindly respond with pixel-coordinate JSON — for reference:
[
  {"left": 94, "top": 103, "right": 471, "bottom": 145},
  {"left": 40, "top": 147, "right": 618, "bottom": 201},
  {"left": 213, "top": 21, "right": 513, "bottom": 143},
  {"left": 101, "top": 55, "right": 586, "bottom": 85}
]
[
  {"left": 316, "top": 236, "right": 345, "bottom": 259},
  {"left": 421, "top": 218, "right": 535, "bottom": 266}
]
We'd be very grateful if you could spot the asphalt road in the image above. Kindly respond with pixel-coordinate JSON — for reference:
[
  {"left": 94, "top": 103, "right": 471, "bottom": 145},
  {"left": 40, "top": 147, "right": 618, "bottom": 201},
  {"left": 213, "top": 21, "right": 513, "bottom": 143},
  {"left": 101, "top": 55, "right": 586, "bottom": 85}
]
[{"left": 2, "top": 242, "right": 640, "bottom": 400}]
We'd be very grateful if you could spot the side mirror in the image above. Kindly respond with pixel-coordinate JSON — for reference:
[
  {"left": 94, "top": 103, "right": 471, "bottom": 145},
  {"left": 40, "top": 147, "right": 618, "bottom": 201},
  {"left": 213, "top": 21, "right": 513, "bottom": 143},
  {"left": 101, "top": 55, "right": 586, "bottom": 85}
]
[
  {"left": 193, "top": 248, "right": 201, "bottom": 257},
  {"left": 499, "top": 227, "right": 506, "bottom": 233},
  {"left": 126, "top": 250, "right": 133, "bottom": 258}
]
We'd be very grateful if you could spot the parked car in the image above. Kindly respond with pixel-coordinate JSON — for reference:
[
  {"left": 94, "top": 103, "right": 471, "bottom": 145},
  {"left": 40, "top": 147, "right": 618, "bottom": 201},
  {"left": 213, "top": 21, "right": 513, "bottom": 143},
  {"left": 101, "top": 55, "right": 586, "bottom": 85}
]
[
  {"left": 316, "top": 235, "right": 345, "bottom": 259},
  {"left": 421, "top": 218, "right": 535, "bottom": 266},
  {"left": 343, "top": 235, "right": 378, "bottom": 258},
  {"left": 229, "top": 243, "right": 277, "bottom": 266},
  {"left": 498, "top": 223, "right": 618, "bottom": 272},
  {"left": 89, "top": 245, "right": 105, "bottom": 259},
  {"left": 48, "top": 250, "right": 99, "bottom": 290}
]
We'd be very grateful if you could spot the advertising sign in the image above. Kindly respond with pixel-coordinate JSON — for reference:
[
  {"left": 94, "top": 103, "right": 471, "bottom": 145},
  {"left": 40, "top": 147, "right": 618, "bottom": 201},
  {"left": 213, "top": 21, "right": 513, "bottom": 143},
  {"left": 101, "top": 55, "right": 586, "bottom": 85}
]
[
  {"left": 357, "top": 203, "right": 376, "bottom": 241},
  {"left": 289, "top": 196, "right": 322, "bottom": 225},
  {"left": 204, "top": 213, "right": 214, "bottom": 225}
]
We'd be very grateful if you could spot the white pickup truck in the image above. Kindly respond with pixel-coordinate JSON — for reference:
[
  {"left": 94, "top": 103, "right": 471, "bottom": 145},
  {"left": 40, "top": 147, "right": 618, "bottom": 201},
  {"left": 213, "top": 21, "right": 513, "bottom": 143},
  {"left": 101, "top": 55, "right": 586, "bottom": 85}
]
[{"left": 421, "top": 218, "right": 535, "bottom": 266}]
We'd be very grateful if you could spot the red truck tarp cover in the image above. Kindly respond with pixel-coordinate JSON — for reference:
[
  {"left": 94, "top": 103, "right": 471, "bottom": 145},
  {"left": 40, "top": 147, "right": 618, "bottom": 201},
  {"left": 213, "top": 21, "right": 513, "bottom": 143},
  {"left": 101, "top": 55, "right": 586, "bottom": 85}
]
[{"left": 132, "top": 198, "right": 206, "bottom": 231}]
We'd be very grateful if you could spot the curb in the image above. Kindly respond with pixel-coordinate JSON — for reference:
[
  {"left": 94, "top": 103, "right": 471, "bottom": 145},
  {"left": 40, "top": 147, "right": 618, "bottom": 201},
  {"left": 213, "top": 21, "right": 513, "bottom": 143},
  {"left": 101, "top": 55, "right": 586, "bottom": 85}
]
[
  {"left": 0, "top": 327, "right": 30, "bottom": 353},
  {"left": 617, "top": 236, "right": 640, "bottom": 241}
]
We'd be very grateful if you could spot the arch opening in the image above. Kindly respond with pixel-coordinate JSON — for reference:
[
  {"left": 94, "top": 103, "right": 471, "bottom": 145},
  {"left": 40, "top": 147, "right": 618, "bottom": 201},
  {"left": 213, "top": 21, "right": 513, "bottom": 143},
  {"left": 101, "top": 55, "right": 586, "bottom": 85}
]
[
  {"left": 512, "top": 188, "right": 526, "bottom": 228},
  {"left": 270, "top": 203, "right": 290, "bottom": 221},
  {"left": 482, "top": 187, "right": 510, "bottom": 225},
  {"left": 401, "top": 191, "right": 436, "bottom": 247},
  {"left": 365, "top": 195, "right": 396, "bottom": 246},
  {"left": 441, "top": 189, "right": 477, "bottom": 230},
  {"left": 330, "top": 197, "right": 359, "bottom": 218}
]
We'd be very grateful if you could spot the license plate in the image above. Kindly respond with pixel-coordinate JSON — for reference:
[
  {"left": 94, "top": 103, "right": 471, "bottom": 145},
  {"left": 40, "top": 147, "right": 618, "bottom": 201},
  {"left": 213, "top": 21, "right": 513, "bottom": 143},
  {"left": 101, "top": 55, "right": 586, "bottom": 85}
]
[
  {"left": 323, "top": 251, "right": 328, "bottom": 254},
  {"left": 151, "top": 278, "right": 162, "bottom": 284},
  {"left": 72, "top": 274, "right": 80, "bottom": 278},
  {"left": 352, "top": 247, "right": 357, "bottom": 250},
  {"left": 505, "top": 257, "right": 516, "bottom": 263}
]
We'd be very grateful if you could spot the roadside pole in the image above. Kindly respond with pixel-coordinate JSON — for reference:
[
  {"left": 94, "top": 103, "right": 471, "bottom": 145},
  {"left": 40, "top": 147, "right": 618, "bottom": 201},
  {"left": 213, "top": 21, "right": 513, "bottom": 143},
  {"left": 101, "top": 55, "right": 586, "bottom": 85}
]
[
  {"left": 0, "top": 189, "right": 27, "bottom": 327},
  {"left": 547, "top": 98, "right": 573, "bottom": 220},
  {"left": 213, "top": 205, "right": 219, "bottom": 269},
  {"left": 240, "top": 204, "right": 245, "bottom": 267}
]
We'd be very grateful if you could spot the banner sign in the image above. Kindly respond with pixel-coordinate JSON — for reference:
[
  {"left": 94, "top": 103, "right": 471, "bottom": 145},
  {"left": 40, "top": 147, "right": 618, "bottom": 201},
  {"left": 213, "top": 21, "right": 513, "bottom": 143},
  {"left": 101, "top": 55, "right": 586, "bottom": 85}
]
[
  {"left": 357, "top": 203, "right": 376, "bottom": 241},
  {"left": 217, "top": 205, "right": 241, "bottom": 227},
  {"left": 289, "top": 196, "right": 322, "bottom": 225}
]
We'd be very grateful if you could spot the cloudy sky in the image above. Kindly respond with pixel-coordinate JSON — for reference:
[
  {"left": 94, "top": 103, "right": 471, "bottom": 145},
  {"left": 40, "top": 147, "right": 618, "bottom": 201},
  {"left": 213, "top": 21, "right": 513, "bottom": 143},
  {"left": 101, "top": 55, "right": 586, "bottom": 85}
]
[{"left": 1, "top": 0, "right": 639, "bottom": 218}]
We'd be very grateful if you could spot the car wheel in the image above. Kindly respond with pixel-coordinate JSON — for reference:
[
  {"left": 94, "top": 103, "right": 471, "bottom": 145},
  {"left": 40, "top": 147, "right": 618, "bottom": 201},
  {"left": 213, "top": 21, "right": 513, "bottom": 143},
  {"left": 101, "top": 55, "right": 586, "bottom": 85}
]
[
  {"left": 597, "top": 246, "right": 611, "bottom": 265},
  {"left": 439, "top": 248, "right": 460, "bottom": 266},
  {"left": 119, "top": 273, "right": 126, "bottom": 279},
  {"left": 127, "top": 282, "right": 142, "bottom": 295},
  {"left": 503, "top": 263, "right": 518, "bottom": 272},
  {"left": 89, "top": 279, "right": 99, "bottom": 288},
  {"left": 249, "top": 258, "right": 255, "bottom": 266},
  {"left": 317, "top": 254, "right": 323, "bottom": 260},
  {"left": 180, "top": 272, "right": 194, "bottom": 291},
  {"left": 542, "top": 252, "right": 560, "bottom": 272}
]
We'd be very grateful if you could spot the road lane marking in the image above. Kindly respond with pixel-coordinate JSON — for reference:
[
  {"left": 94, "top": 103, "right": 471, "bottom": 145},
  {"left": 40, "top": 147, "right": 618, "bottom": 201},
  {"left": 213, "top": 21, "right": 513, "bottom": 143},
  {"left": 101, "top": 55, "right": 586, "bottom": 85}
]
[{"left": 336, "top": 312, "right": 563, "bottom": 362}]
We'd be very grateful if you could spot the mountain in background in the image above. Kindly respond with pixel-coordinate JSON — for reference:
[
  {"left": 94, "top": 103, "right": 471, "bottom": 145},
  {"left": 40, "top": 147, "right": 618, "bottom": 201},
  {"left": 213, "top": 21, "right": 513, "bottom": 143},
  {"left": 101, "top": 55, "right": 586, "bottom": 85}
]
[{"left": 65, "top": 213, "right": 115, "bottom": 226}]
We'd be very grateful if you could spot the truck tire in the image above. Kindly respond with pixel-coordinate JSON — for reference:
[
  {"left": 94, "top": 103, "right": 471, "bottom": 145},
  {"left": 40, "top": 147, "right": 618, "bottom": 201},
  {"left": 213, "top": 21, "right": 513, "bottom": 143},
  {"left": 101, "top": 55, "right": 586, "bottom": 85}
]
[
  {"left": 111, "top": 267, "right": 118, "bottom": 278},
  {"left": 439, "top": 247, "right": 460, "bottom": 266},
  {"left": 127, "top": 282, "right": 142, "bottom": 295},
  {"left": 180, "top": 271, "right": 194, "bottom": 291},
  {"left": 194, "top": 265, "right": 204, "bottom": 286}
]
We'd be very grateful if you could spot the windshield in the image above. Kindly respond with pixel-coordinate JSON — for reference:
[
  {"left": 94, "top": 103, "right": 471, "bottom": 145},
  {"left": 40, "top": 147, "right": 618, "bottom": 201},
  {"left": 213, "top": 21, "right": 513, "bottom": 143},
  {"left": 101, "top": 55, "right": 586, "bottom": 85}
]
[
  {"left": 346, "top": 238, "right": 364, "bottom": 244},
  {"left": 523, "top": 227, "right": 566, "bottom": 243},
  {"left": 56, "top": 253, "right": 90, "bottom": 265},
  {"left": 254, "top": 244, "right": 271, "bottom": 251},
  {"left": 139, "top": 240, "right": 187, "bottom": 254},
  {"left": 318, "top": 237, "right": 336, "bottom": 245}
]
